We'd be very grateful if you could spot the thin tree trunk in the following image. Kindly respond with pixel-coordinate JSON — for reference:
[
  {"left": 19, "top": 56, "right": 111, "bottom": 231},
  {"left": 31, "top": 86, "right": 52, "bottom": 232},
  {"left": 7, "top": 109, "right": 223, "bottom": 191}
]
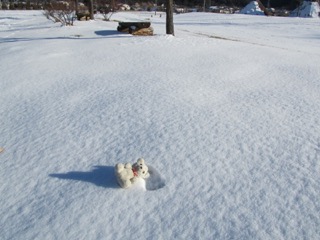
[
  {"left": 75, "top": 0, "right": 79, "bottom": 15},
  {"left": 166, "top": 0, "right": 174, "bottom": 35},
  {"left": 111, "top": 0, "right": 115, "bottom": 12},
  {"left": 89, "top": 0, "right": 94, "bottom": 20}
]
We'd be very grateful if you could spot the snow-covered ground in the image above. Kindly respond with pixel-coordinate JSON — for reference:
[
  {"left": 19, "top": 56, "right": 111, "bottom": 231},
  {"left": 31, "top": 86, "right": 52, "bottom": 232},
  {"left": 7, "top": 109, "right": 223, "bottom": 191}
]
[{"left": 1, "top": 10, "right": 320, "bottom": 239}]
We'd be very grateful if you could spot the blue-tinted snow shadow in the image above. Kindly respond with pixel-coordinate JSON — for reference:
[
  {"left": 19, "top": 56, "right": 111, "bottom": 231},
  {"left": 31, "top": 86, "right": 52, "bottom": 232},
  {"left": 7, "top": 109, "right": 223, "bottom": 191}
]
[
  {"left": 94, "top": 30, "right": 122, "bottom": 36},
  {"left": 0, "top": 33, "right": 129, "bottom": 43},
  {"left": 49, "top": 165, "right": 118, "bottom": 188}
]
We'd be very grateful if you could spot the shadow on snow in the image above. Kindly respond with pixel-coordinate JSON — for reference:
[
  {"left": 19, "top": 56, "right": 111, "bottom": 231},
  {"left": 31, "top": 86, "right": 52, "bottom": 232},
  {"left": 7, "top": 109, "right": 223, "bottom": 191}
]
[
  {"left": 0, "top": 31, "right": 127, "bottom": 43},
  {"left": 94, "top": 30, "right": 121, "bottom": 36},
  {"left": 49, "top": 165, "right": 118, "bottom": 189}
]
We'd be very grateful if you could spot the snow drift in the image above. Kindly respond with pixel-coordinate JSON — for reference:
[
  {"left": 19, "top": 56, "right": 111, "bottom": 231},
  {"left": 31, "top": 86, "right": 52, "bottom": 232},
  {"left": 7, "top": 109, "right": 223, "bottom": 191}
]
[
  {"left": 239, "top": 1, "right": 265, "bottom": 15},
  {"left": 290, "top": 0, "right": 320, "bottom": 18}
]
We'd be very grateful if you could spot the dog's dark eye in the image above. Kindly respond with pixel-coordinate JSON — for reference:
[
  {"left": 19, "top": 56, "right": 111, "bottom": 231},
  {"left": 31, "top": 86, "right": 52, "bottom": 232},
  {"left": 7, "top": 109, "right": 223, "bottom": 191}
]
[
  {"left": 143, "top": 171, "right": 145, "bottom": 174},
  {"left": 140, "top": 167, "right": 142, "bottom": 169}
]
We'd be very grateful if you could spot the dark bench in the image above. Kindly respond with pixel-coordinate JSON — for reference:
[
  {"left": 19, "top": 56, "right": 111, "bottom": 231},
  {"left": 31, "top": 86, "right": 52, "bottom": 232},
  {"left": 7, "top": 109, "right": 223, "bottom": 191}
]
[
  {"left": 117, "top": 22, "right": 151, "bottom": 34},
  {"left": 76, "top": 12, "right": 91, "bottom": 21}
]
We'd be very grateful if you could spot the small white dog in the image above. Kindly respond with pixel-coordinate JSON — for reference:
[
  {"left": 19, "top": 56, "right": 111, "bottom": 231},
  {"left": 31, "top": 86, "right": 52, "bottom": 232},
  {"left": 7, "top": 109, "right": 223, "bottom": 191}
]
[{"left": 115, "top": 158, "right": 150, "bottom": 189}]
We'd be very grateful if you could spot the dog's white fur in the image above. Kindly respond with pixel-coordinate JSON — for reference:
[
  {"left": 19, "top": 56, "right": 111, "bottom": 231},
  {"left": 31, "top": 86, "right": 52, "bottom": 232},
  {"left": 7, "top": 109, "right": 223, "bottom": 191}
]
[{"left": 115, "top": 158, "right": 150, "bottom": 189}]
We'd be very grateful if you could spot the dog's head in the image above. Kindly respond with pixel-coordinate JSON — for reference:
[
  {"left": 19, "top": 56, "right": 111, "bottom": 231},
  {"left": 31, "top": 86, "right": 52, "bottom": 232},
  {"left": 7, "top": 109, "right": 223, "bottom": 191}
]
[{"left": 133, "top": 158, "right": 150, "bottom": 179}]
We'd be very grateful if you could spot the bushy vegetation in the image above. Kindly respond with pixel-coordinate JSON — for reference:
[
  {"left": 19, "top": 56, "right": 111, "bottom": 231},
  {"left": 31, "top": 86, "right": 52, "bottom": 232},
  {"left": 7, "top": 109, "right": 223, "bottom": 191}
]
[
  {"left": 158, "top": 0, "right": 305, "bottom": 10},
  {"left": 43, "top": 1, "right": 76, "bottom": 26},
  {"left": 1, "top": 0, "right": 308, "bottom": 11}
]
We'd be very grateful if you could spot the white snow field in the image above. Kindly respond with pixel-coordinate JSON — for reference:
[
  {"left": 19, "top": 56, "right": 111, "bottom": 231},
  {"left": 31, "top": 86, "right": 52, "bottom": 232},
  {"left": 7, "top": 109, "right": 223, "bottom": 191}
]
[{"left": 1, "top": 10, "right": 320, "bottom": 240}]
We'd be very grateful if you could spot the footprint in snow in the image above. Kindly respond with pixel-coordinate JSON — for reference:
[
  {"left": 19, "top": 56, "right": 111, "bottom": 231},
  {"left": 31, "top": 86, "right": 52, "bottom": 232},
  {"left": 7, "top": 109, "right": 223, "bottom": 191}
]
[{"left": 146, "top": 165, "right": 166, "bottom": 191}]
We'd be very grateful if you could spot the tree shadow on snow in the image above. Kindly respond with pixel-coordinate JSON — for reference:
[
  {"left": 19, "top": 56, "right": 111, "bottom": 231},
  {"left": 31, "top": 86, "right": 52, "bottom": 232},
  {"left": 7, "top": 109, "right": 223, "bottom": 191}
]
[
  {"left": 49, "top": 165, "right": 118, "bottom": 188},
  {"left": 0, "top": 33, "right": 129, "bottom": 44}
]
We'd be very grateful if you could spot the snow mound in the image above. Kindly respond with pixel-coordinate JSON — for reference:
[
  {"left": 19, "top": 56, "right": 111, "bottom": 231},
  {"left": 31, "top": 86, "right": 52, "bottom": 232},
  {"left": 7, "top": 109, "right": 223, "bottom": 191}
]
[
  {"left": 146, "top": 165, "right": 166, "bottom": 191},
  {"left": 290, "top": 1, "right": 320, "bottom": 18},
  {"left": 239, "top": 1, "right": 265, "bottom": 15}
]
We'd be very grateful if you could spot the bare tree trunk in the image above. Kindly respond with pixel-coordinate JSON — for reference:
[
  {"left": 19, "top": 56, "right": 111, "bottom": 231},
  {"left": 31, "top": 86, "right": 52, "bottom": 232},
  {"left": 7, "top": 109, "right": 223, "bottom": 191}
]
[
  {"left": 75, "top": 0, "right": 78, "bottom": 15},
  {"left": 166, "top": 0, "right": 174, "bottom": 35},
  {"left": 111, "top": 0, "right": 115, "bottom": 12},
  {"left": 89, "top": 0, "right": 94, "bottom": 19}
]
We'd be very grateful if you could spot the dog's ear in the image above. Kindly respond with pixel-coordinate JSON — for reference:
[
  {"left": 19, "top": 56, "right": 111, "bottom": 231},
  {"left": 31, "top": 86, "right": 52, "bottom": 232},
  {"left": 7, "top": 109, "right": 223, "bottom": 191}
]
[{"left": 137, "top": 158, "right": 145, "bottom": 165}]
